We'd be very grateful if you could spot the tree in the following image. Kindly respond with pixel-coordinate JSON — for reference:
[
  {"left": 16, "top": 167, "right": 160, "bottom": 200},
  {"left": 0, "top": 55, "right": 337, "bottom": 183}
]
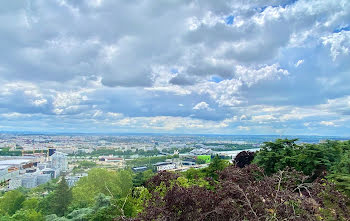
[
  {"left": 184, "top": 168, "right": 205, "bottom": 180},
  {"left": 51, "top": 177, "right": 72, "bottom": 216},
  {"left": 130, "top": 165, "right": 350, "bottom": 221},
  {"left": 37, "top": 191, "right": 55, "bottom": 215},
  {"left": 11, "top": 209, "right": 44, "bottom": 221},
  {"left": 329, "top": 151, "right": 350, "bottom": 196},
  {"left": 205, "top": 155, "right": 229, "bottom": 180},
  {"left": 253, "top": 139, "right": 299, "bottom": 175},
  {"left": 0, "top": 190, "right": 25, "bottom": 215},
  {"left": 72, "top": 168, "right": 133, "bottom": 207},
  {"left": 133, "top": 169, "right": 154, "bottom": 187},
  {"left": 22, "top": 198, "right": 39, "bottom": 211},
  {"left": 234, "top": 151, "right": 255, "bottom": 168}
]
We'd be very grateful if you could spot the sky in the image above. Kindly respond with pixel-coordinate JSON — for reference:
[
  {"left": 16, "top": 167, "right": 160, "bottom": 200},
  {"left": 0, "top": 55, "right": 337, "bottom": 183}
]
[{"left": 0, "top": 0, "right": 350, "bottom": 135}]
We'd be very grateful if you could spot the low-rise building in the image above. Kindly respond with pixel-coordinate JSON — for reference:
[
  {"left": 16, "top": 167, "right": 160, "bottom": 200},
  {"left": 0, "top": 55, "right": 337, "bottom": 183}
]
[
  {"left": 42, "top": 168, "right": 58, "bottom": 179},
  {"left": 37, "top": 174, "right": 51, "bottom": 185},
  {"left": 9, "top": 177, "right": 22, "bottom": 190},
  {"left": 132, "top": 166, "right": 148, "bottom": 172},
  {"left": 21, "top": 174, "right": 38, "bottom": 188},
  {"left": 153, "top": 162, "right": 176, "bottom": 171}
]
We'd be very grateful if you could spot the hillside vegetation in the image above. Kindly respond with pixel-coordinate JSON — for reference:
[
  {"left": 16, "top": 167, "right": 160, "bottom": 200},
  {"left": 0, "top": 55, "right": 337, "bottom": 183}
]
[{"left": 0, "top": 139, "right": 349, "bottom": 220}]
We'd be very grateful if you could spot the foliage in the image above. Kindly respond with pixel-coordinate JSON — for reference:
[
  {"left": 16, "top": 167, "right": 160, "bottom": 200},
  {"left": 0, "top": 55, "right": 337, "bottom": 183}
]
[
  {"left": 22, "top": 198, "right": 39, "bottom": 211},
  {"left": 130, "top": 166, "right": 350, "bottom": 221},
  {"left": 0, "top": 190, "right": 25, "bottom": 215},
  {"left": 1, "top": 139, "right": 350, "bottom": 220},
  {"left": 254, "top": 139, "right": 350, "bottom": 195},
  {"left": 203, "top": 155, "right": 229, "bottom": 180},
  {"left": 66, "top": 208, "right": 93, "bottom": 220},
  {"left": 72, "top": 168, "right": 133, "bottom": 207},
  {"left": 183, "top": 168, "right": 205, "bottom": 180},
  {"left": 51, "top": 177, "right": 73, "bottom": 216},
  {"left": 77, "top": 160, "right": 97, "bottom": 169},
  {"left": 145, "top": 170, "right": 180, "bottom": 191},
  {"left": 133, "top": 169, "right": 154, "bottom": 187},
  {"left": 202, "top": 143, "right": 256, "bottom": 151},
  {"left": 38, "top": 192, "right": 55, "bottom": 215},
  {"left": 0, "top": 150, "right": 22, "bottom": 156},
  {"left": 328, "top": 150, "right": 350, "bottom": 196},
  {"left": 73, "top": 148, "right": 160, "bottom": 157},
  {"left": 234, "top": 151, "right": 255, "bottom": 168},
  {"left": 32, "top": 178, "right": 58, "bottom": 194},
  {"left": 253, "top": 139, "right": 300, "bottom": 175},
  {"left": 11, "top": 209, "right": 44, "bottom": 221}
]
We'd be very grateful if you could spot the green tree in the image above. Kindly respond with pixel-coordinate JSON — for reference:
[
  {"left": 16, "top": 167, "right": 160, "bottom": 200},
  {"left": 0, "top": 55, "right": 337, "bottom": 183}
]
[
  {"left": 0, "top": 190, "right": 25, "bottom": 215},
  {"left": 22, "top": 198, "right": 39, "bottom": 211},
  {"left": 133, "top": 169, "right": 154, "bottom": 187},
  {"left": 72, "top": 168, "right": 133, "bottom": 207},
  {"left": 37, "top": 191, "right": 55, "bottom": 215},
  {"left": 253, "top": 139, "right": 299, "bottom": 175},
  {"left": 11, "top": 209, "right": 44, "bottom": 221},
  {"left": 51, "top": 177, "right": 72, "bottom": 216},
  {"left": 329, "top": 151, "right": 350, "bottom": 196},
  {"left": 66, "top": 208, "right": 93, "bottom": 220},
  {"left": 205, "top": 155, "right": 229, "bottom": 180}
]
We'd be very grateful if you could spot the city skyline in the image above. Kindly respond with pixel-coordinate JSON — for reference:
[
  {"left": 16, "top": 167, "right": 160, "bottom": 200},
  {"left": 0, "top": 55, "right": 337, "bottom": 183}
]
[{"left": 1, "top": 0, "right": 350, "bottom": 135}]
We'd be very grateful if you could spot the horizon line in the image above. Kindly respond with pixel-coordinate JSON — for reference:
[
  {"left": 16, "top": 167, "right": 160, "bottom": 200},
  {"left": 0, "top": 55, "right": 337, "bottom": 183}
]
[{"left": 0, "top": 130, "right": 349, "bottom": 138}]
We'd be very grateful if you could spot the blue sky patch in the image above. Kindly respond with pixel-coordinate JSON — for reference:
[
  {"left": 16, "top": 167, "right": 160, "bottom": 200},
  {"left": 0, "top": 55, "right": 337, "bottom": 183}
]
[
  {"left": 333, "top": 25, "right": 350, "bottom": 33},
  {"left": 210, "top": 76, "right": 224, "bottom": 83},
  {"left": 225, "top": 15, "right": 234, "bottom": 25}
]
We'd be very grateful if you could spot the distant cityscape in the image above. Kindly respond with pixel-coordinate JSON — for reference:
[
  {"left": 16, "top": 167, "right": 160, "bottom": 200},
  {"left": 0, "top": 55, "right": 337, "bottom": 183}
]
[{"left": 1, "top": 132, "right": 349, "bottom": 191}]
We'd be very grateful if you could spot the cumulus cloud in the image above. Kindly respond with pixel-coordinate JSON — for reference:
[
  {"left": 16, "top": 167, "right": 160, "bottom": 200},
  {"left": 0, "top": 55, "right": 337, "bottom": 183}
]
[
  {"left": 193, "top": 102, "right": 212, "bottom": 111},
  {"left": 0, "top": 0, "right": 350, "bottom": 135},
  {"left": 322, "top": 30, "right": 350, "bottom": 60}
]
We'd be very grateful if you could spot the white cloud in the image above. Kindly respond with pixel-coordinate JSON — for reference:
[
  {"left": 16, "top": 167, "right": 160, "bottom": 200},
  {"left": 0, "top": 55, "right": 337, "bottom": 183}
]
[
  {"left": 0, "top": 0, "right": 350, "bottom": 134},
  {"left": 322, "top": 31, "right": 350, "bottom": 60},
  {"left": 234, "top": 64, "right": 289, "bottom": 87},
  {"left": 295, "top": 59, "right": 304, "bottom": 67},
  {"left": 320, "top": 121, "right": 336, "bottom": 126},
  {"left": 193, "top": 102, "right": 212, "bottom": 110},
  {"left": 238, "top": 126, "right": 250, "bottom": 131},
  {"left": 252, "top": 114, "right": 276, "bottom": 122},
  {"left": 32, "top": 99, "right": 47, "bottom": 106}
]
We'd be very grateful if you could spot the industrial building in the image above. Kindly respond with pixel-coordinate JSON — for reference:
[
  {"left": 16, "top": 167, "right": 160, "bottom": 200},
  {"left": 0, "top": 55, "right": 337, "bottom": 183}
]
[{"left": 1, "top": 151, "right": 68, "bottom": 190}]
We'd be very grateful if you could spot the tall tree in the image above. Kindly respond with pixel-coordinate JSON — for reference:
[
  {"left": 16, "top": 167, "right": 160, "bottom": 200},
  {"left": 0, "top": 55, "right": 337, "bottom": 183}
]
[{"left": 52, "top": 176, "right": 72, "bottom": 216}]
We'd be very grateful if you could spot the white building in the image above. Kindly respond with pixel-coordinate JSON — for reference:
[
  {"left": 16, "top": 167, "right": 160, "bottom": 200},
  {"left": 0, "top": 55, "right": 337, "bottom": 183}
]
[
  {"left": 9, "top": 177, "right": 22, "bottom": 190},
  {"left": 154, "top": 162, "right": 176, "bottom": 171},
  {"left": 21, "top": 174, "right": 38, "bottom": 188},
  {"left": 51, "top": 152, "right": 68, "bottom": 172},
  {"left": 37, "top": 174, "right": 51, "bottom": 185}
]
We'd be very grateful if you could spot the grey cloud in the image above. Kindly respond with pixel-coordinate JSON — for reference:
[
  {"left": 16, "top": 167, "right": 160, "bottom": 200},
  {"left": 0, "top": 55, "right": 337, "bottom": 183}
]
[
  {"left": 169, "top": 75, "right": 196, "bottom": 86},
  {"left": 0, "top": 0, "right": 349, "bottom": 134}
]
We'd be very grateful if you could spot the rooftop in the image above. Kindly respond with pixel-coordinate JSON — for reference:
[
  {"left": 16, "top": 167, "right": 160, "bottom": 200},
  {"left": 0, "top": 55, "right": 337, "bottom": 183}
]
[{"left": 0, "top": 159, "right": 32, "bottom": 166}]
